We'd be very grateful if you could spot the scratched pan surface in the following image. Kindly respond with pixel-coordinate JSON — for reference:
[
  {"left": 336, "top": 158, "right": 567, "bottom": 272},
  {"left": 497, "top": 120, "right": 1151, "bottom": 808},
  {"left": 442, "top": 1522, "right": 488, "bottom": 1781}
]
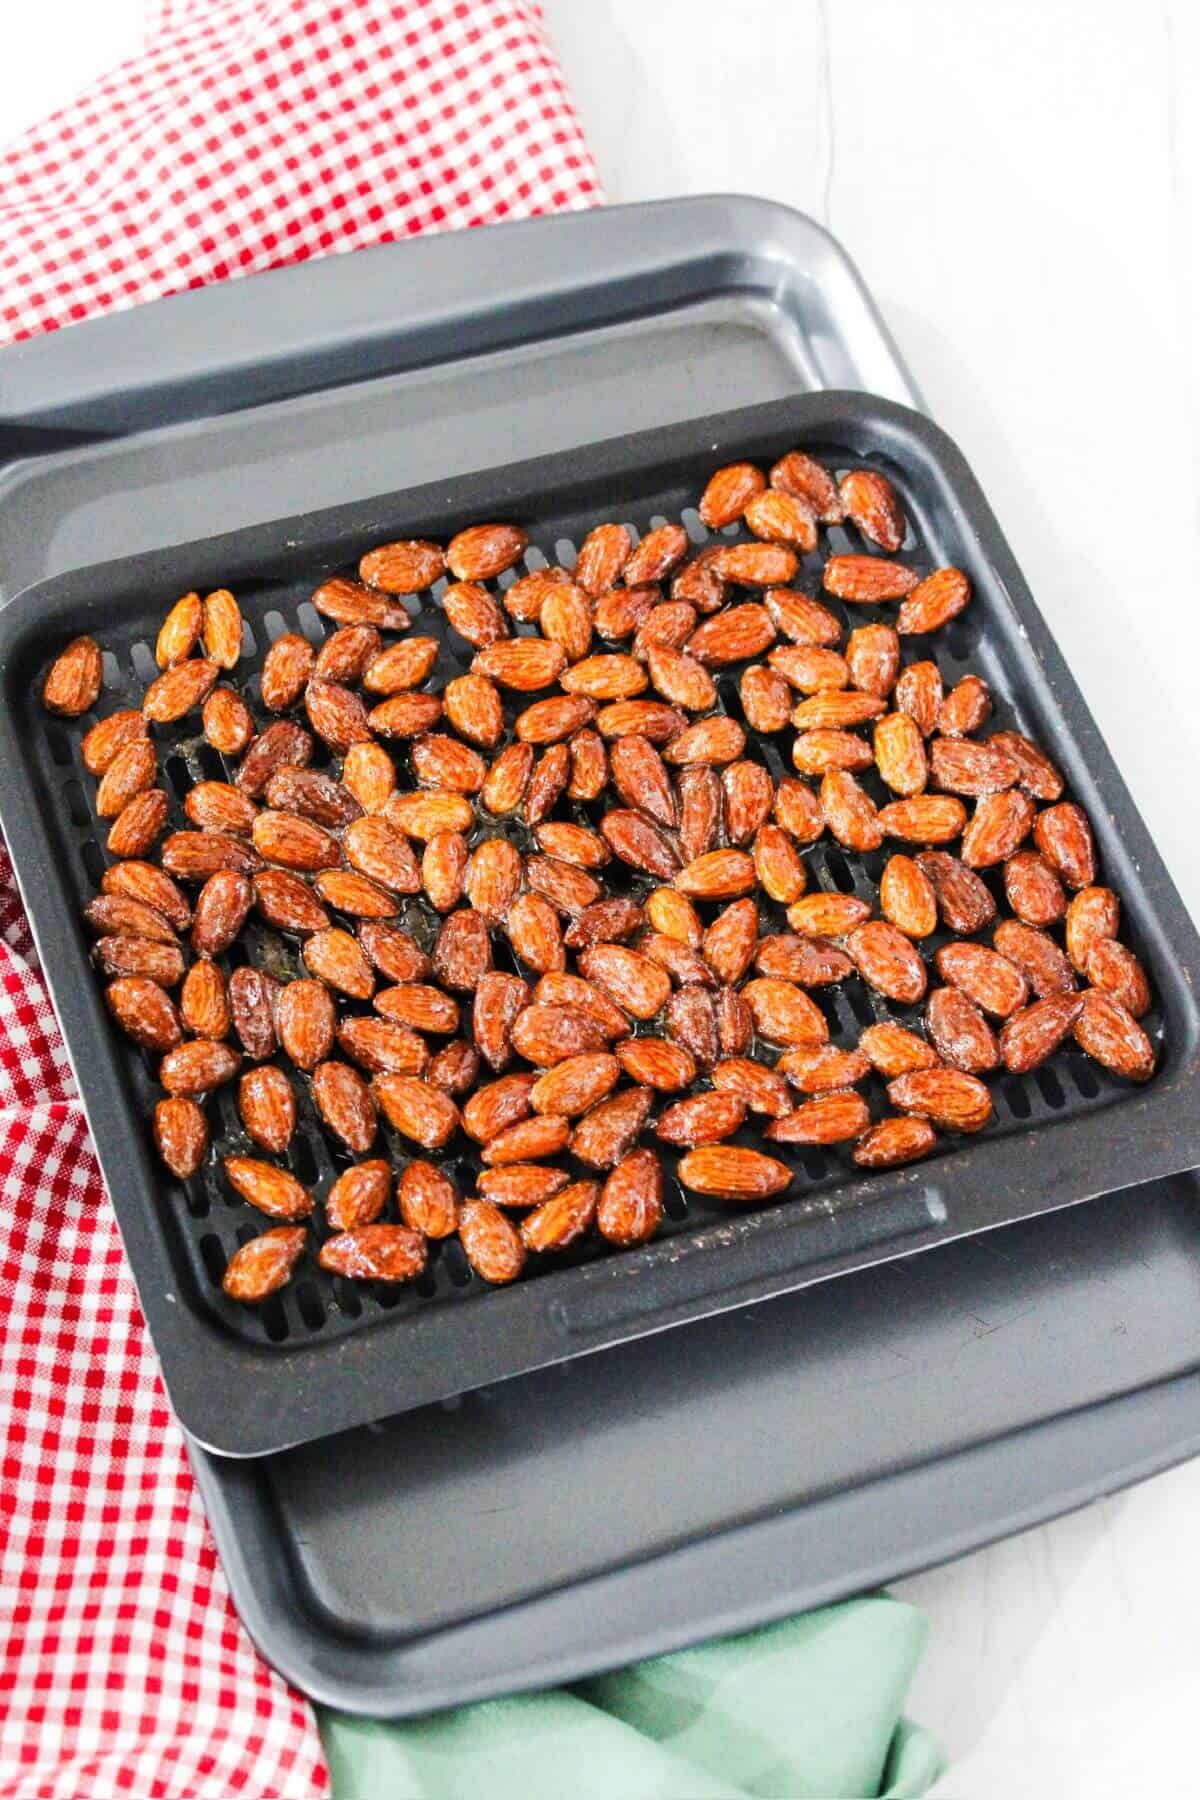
[{"left": 1, "top": 389, "right": 1198, "bottom": 1458}]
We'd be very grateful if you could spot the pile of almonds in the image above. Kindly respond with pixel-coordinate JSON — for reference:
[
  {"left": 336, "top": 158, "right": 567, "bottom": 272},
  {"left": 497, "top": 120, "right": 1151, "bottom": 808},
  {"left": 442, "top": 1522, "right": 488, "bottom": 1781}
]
[{"left": 41, "top": 447, "right": 1156, "bottom": 1307}]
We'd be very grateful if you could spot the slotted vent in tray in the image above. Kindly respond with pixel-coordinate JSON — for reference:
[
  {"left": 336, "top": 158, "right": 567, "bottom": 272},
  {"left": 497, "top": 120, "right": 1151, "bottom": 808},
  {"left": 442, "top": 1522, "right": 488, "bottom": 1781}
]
[{"left": 34, "top": 447, "right": 1164, "bottom": 1352}]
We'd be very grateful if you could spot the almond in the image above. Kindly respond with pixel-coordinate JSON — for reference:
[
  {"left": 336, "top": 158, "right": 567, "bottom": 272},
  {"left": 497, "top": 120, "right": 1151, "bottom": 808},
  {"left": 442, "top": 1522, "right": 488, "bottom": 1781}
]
[
  {"left": 464, "top": 838, "right": 524, "bottom": 923},
  {"left": 821, "top": 770, "right": 882, "bottom": 851},
  {"left": 107, "top": 790, "right": 170, "bottom": 859},
  {"left": 613, "top": 1037, "right": 694, "bottom": 1092},
  {"left": 895, "top": 661, "right": 944, "bottom": 737},
  {"left": 393, "top": 1160, "right": 458, "bottom": 1237},
  {"left": 410, "top": 733, "right": 487, "bottom": 795},
  {"left": 304, "top": 679, "right": 373, "bottom": 753},
  {"left": 94, "top": 936, "right": 185, "bottom": 987},
  {"left": 520, "top": 1180, "right": 600, "bottom": 1253},
  {"left": 102, "top": 861, "right": 191, "bottom": 931},
  {"left": 877, "top": 795, "right": 967, "bottom": 845},
  {"left": 262, "top": 767, "right": 361, "bottom": 830},
  {"left": 675, "top": 848, "right": 757, "bottom": 900},
  {"left": 570, "top": 1086, "right": 655, "bottom": 1168},
  {"left": 303, "top": 927, "right": 376, "bottom": 999},
  {"left": 765, "top": 1090, "right": 871, "bottom": 1144},
  {"left": 740, "top": 663, "right": 792, "bottom": 733},
  {"left": 785, "top": 893, "right": 871, "bottom": 938},
  {"left": 430, "top": 1041, "right": 480, "bottom": 1097},
  {"left": 897, "top": 567, "right": 971, "bottom": 634},
  {"left": 476, "top": 1163, "right": 569, "bottom": 1209},
  {"left": 224, "top": 1155, "right": 313, "bottom": 1220},
  {"left": 595, "top": 584, "right": 657, "bottom": 639},
  {"left": 577, "top": 944, "right": 671, "bottom": 1020},
  {"left": 887, "top": 1068, "right": 992, "bottom": 1132},
  {"left": 327, "top": 1160, "right": 393, "bottom": 1231},
  {"left": 238, "top": 1065, "right": 296, "bottom": 1154},
  {"left": 988, "top": 731, "right": 1064, "bottom": 802},
  {"left": 459, "top": 1200, "right": 526, "bottom": 1284},
  {"left": 791, "top": 691, "right": 885, "bottom": 731},
  {"left": 675, "top": 765, "right": 721, "bottom": 860},
  {"left": 754, "top": 933, "right": 854, "bottom": 986},
  {"left": 252, "top": 869, "right": 330, "bottom": 935},
  {"left": 314, "top": 623, "right": 382, "bottom": 684},
  {"left": 360, "top": 538, "right": 446, "bottom": 593},
  {"left": 95, "top": 737, "right": 158, "bottom": 818},
  {"left": 764, "top": 587, "right": 843, "bottom": 647},
  {"left": 596, "top": 700, "right": 687, "bottom": 743},
  {"left": 755, "top": 824, "right": 813, "bottom": 914},
  {"left": 933, "top": 942, "right": 1027, "bottom": 1018},
  {"left": 722, "top": 761, "right": 774, "bottom": 843},
  {"left": 1032, "top": 802, "right": 1096, "bottom": 890},
  {"left": 847, "top": 920, "right": 928, "bottom": 1004},
  {"left": 1004, "top": 851, "right": 1067, "bottom": 927},
  {"left": 880, "top": 854, "right": 938, "bottom": 938},
  {"left": 505, "top": 567, "right": 571, "bottom": 623},
  {"left": 706, "top": 543, "right": 798, "bottom": 586},
  {"left": 564, "top": 897, "right": 647, "bottom": 950},
  {"left": 845, "top": 623, "right": 901, "bottom": 697},
  {"left": 229, "top": 966, "right": 279, "bottom": 1060},
  {"left": 600, "top": 809, "right": 681, "bottom": 879},
  {"left": 597, "top": 1149, "right": 663, "bottom": 1245},
  {"left": 367, "top": 694, "right": 445, "bottom": 741},
  {"left": 105, "top": 977, "right": 182, "bottom": 1052},
  {"left": 472, "top": 637, "right": 566, "bottom": 692},
  {"left": 858, "top": 1021, "right": 939, "bottom": 1078},
  {"left": 153, "top": 1096, "right": 209, "bottom": 1180},
  {"left": 770, "top": 451, "right": 844, "bottom": 522},
  {"left": 319, "top": 1225, "right": 427, "bottom": 1283},
  {"left": 275, "top": 978, "right": 336, "bottom": 1070},
  {"left": 534, "top": 822, "right": 610, "bottom": 871},
  {"left": 482, "top": 1115, "right": 572, "bottom": 1167},
  {"left": 657, "top": 1092, "right": 747, "bottom": 1146},
  {"left": 510, "top": 1004, "right": 607, "bottom": 1068},
  {"left": 42, "top": 635, "right": 102, "bottom": 716},
  {"left": 937, "top": 675, "right": 992, "bottom": 738},
  {"left": 852, "top": 1116, "right": 937, "bottom": 1168},
  {"left": 914, "top": 851, "right": 996, "bottom": 935},
  {"left": 699, "top": 461, "right": 766, "bottom": 528},
  {"left": 191, "top": 870, "right": 253, "bottom": 956},
  {"left": 676, "top": 1145, "right": 791, "bottom": 1201},
  {"left": 385, "top": 792, "right": 475, "bottom": 839},
  {"left": 775, "top": 1044, "right": 872, "bottom": 1094},
  {"left": 82, "top": 708, "right": 148, "bottom": 776},
  {"left": 768, "top": 645, "right": 850, "bottom": 694},
  {"left": 839, "top": 468, "right": 906, "bottom": 550},
  {"left": 524, "top": 744, "right": 572, "bottom": 826},
  {"left": 535, "top": 973, "right": 633, "bottom": 1040},
  {"left": 500, "top": 890, "right": 560, "bottom": 975},
  {"left": 235, "top": 721, "right": 314, "bottom": 796},
  {"left": 662, "top": 716, "right": 746, "bottom": 769},
  {"left": 200, "top": 588, "right": 242, "bottom": 669},
  {"left": 711, "top": 1057, "right": 793, "bottom": 1115},
  {"left": 925, "top": 986, "right": 1000, "bottom": 1073},
  {"left": 665, "top": 987, "right": 720, "bottom": 1068},
  {"left": 1074, "top": 989, "right": 1155, "bottom": 1081},
  {"left": 530, "top": 1053, "right": 620, "bottom": 1117},
  {"left": 143, "top": 658, "right": 219, "bottom": 723},
  {"left": 686, "top": 603, "right": 776, "bottom": 666},
  {"left": 621, "top": 523, "right": 688, "bottom": 587},
  {"left": 1084, "top": 939, "right": 1151, "bottom": 1017},
  {"left": 930, "top": 737, "right": 1019, "bottom": 796},
  {"left": 644, "top": 640, "right": 717, "bottom": 711},
  {"left": 363, "top": 638, "right": 441, "bottom": 697},
  {"left": 873, "top": 714, "right": 929, "bottom": 796},
  {"left": 156, "top": 592, "right": 203, "bottom": 668},
  {"left": 993, "top": 920, "right": 1077, "bottom": 998},
  {"left": 311, "top": 1061, "right": 378, "bottom": 1152},
  {"left": 575, "top": 522, "right": 633, "bottom": 596},
  {"left": 446, "top": 522, "right": 527, "bottom": 582},
  {"left": 312, "top": 575, "right": 412, "bottom": 631},
  {"left": 541, "top": 582, "right": 594, "bottom": 663},
  {"left": 568, "top": 729, "right": 609, "bottom": 801},
  {"left": 252, "top": 810, "right": 340, "bottom": 873},
  {"left": 160, "top": 829, "right": 261, "bottom": 880},
  {"left": 184, "top": 779, "right": 259, "bottom": 837},
  {"left": 999, "top": 991, "right": 1084, "bottom": 1074},
  {"left": 1065, "top": 886, "right": 1120, "bottom": 971},
  {"left": 743, "top": 977, "right": 829, "bottom": 1046},
  {"left": 441, "top": 581, "right": 510, "bottom": 649},
  {"left": 84, "top": 893, "right": 178, "bottom": 947},
  {"left": 462, "top": 1072, "right": 536, "bottom": 1142},
  {"left": 822, "top": 556, "right": 919, "bottom": 603},
  {"left": 223, "top": 1228, "right": 307, "bottom": 1302},
  {"left": 343, "top": 742, "right": 398, "bottom": 814},
  {"left": 791, "top": 729, "right": 873, "bottom": 777},
  {"left": 743, "top": 487, "right": 818, "bottom": 553},
  {"left": 357, "top": 920, "right": 432, "bottom": 984}
]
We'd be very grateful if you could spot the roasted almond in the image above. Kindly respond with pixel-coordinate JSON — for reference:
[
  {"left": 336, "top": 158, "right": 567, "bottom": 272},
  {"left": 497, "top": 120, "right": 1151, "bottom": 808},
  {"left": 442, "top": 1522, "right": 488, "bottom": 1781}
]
[
  {"left": 743, "top": 977, "right": 829, "bottom": 1046},
  {"left": 107, "top": 790, "right": 170, "bottom": 859},
  {"left": 895, "top": 661, "right": 944, "bottom": 737},
  {"left": 275, "top": 978, "right": 336, "bottom": 1069},
  {"left": 839, "top": 468, "right": 906, "bottom": 551},
  {"left": 262, "top": 766, "right": 361, "bottom": 830},
  {"left": 937, "top": 675, "right": 992, "bottom": 739},
  {"left": 82, "top": 708, "right": 148, "bottom": 776},
  {"left": 360, "top": 538, "right": 446, "bottom": 594},
  {"left": 252, "top": 868, "right": 330, "bottom": 935},
  {"left": 791, "top": 729, "right": 873, "bottom": 777},
  {"left": 313, "top": 622, "right": 382, "bottom": 684},
  {"left": 657, "top": 1091, "right": 747, "bottom": 1146},
  {"left": 765, "top": 1090, "right": 871, "bottom": 1144},
  {"left": 476, "top": 1163, "right": 569, "bottom": 1209},
  {"left": 184, "top": 779, "right": 259, "bottom": 837},
  {"left": 143, "top": 658, "right": 219, "bottom": 723},
  {"left": 858, "top": 1021, "right": 939, "bottom": 1078},
  {"left": 459, "top": 1200, "right": 526, "bottom": 1284},
  {"left": 482, "top": 1115, "right": 573, "bottom": 1167},
  {"left": 873, "top": 714, "right": 928, "bottom": 796},
  {"left": 988, "top": 731, "right": 1064, "bottom": 802},
  {"left": 1084, "top": 939, "right": 1151, "bottom": 1018},
  {"left": 676, "top": 1145, "right": 791, "bottom": 1202},
  {"left": 993, "top": 920, "right": 1076, "bottom": 998},
  {"left": 319, "top": 1225, "right": 427, "bottom": 1283},
  {"left": 887, "top": 1068, "right": 992, "bottom": 1133},
  {"left": 852, "top": 1115, "right": 937, "bottom": 1168},
  {"left": 743, "top": 476, "right": 820, "bottom": 550},
  {"left": 1074, "top": 990, "right": 1155, "bottom": 1081},
  {"left": 223, "top": 1228, "right": 307, "bottom": 1302},
  {"left": 327, "top": 1160, "right": 393, "bottom": 1231},
  {"left": 999, "top": 991, "right": 1084, "bottom": 1074},
  {"left": 686, "top": 603, "right": 776, "bottom": 666},
  {"left": 570, "top": 1086, "right": 655, "bottom": 1169},
  {"left": 575, "top": 522, "right": 633, "bottom": 596},
  {"left": 343, "top": 741, "right": 398, "bottom": 814},
  {"left": 770, "top": 451, "right": 844, "bottom": 522},
  {"left": 925, "top": 986, "right": 1000, "bottom": 1073},
  {"left": 764, "top": 587, "right": 843, "bottom": 647},
  {"left": 102, "top": 861, "right": 191, "bottom": 930},
  {"left": 791, "top": 691, "right": 885, "bottom": 731},
  {"left": 665, "top": 987, "right": 720, "bottom": 1069},
  {"left": 577, "top": 944, "right": 671, "bottom": 1020},
  {"left": 441, "top": 581, "right": 510, "bottom": 649},
  {"left": 739, "top": 662, "right": 793, "bottom": 733},
  {"left": 191, "top": 869, "right": 253, "bottom": 957},
  {"left": 95, "top": 738, "right": 158, "bottom": 819},
  {"left": 153, "top": 1096, "right": 209, "bottom": 1180},
  {"left": 228, "top": 966, "right": 279, "bottom": 1060},
  {"left": 847, "top": 920, "right": 928, "bottom": 1004},
  {"left": 235, "top": 720, "right": 314, "bottom": 796},
  {"left": 755, "top": 933, "right": 854, "bottom": 986},
  {"left": 42, "top": 635, "right": 102, "bottom": 716},
  {"left": 385, "top": 791, "right": 475, "bottom": 840},
  {"left": 303, "top": 927, "right": 375, "bottom": 1000},
  {"left": 238, "top": 1065, "right": 296, "bottom": 1154},
  {"left": 564, "top": 897, "right": 646, "bottom": 950},
  {"left": 224, "top": 1155, "right": 313, "bottom": 1221},
  {"left": 160, "top": 1038, "right": 241, "bottom": 1095},
  {"left": 775, "top": 1044, "right": 872, "bottom": 1094},
  {"left": 880, "top": 854, "right": 938, "bottom": 938},
  {"left": 1004, "top": 851, "right": 1067, "bottom": 927},
  {"left": 473, "top": 637, "right": 567, "bottom": 693},
  {"left": 597, "top": 1149, "right": 663, "bottom": 1245},
  {"left": 675, "top": 848, "right": 757, "bottom": 900},
  {"left": 822, "top": 556, "right": 919, "bottom": 603},
  {"left": 877, "top": 795, "right": 967, "bottom": 845},
  {"left": 155, "top": 592, "right": 203, "bottom": 668},
  {"left": 616, "top": 1036, "right": 697, "bottom": 1092},
  {"left": 1065, "top": 886, "right": 1121, "bottom": 971},
  {"left": 930, "top": 737, "right": 1019, "bottom": 796},
  {"left": 312, "top": 575, "right": 412, "bottom": 631},
  {"left": 84, "top": 892, "right": 178, "bottom": 946},
  {"left": 711, "top": 1057, "right": 793, "bottom": 1115},
  {"left": 935, "top": 941, "right": 1029, "bottom": 1018},
  {"left": 464, "top": 838, "right": 524, "bottom": 924},
  {"left": 821, "top": 770, "right": 882, "bottom": 852},
  {"left": 105, "top": 977, "right": 182, "bottom": 1052},
  {"left": 160, "top": 828, "right": 261, "bottom": 880},
  {"left": 897, "top": 567, "right": 971, "bottom": 634},
  {"left": 530, "top": 1052, "right": 620, "bottom": 1118},
  {"left": 914, "top": 851, "right": 996, "bottom": 935},
  {"left": 699, "top": 461, "right": 766, "bottom": 528},
  {"left": 312, "top": 1063, "right": 377, "bottom": 1151},
  {"left": 785, "top": 893, "right": 871, "bottom": 938},
  {"left": 1032, "top": 802, "right": 1096, "bottom": 890},
  {"left": 706, "top": 543, "right": 798, "bottom": 586},
  {"left": 94, "top": 935, "right": 185, "bottom": 987}
]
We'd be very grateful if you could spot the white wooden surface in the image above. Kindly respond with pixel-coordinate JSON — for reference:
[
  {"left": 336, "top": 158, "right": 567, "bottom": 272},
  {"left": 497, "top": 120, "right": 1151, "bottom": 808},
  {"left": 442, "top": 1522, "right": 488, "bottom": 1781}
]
[{"left": 3, "top": 5, "right": 1199, "bottom": 1794}]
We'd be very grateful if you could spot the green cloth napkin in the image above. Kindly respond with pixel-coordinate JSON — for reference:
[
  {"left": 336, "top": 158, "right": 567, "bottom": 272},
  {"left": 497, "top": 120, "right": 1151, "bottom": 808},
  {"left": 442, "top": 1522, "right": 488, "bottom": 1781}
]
[{"left": 318, "top": 1597, "right": 944, "bottom": 1799}]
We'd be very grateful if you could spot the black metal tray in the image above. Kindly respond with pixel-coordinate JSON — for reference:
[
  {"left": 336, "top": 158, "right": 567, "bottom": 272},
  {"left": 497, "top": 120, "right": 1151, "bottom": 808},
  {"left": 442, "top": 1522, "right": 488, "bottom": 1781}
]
[
  {"left": 2, "top": 390, "right": 1199, "bottom": 1458},
  {"left": 188, "top": 1171, "right": 1200, "bottom": 1716}
]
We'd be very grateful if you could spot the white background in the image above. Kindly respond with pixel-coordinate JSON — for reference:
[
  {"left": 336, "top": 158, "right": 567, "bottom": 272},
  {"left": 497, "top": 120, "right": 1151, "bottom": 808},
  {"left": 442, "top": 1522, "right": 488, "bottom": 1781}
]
[{"left": 2, "top": 4, "right": 1199, "bottom": 1795}]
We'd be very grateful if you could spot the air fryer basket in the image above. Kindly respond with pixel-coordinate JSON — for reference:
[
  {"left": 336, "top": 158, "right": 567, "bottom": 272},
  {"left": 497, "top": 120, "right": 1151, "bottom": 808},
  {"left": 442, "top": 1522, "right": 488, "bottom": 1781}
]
[{"left": 1, "top": 392, "right": 1196, "bottom": 1457}]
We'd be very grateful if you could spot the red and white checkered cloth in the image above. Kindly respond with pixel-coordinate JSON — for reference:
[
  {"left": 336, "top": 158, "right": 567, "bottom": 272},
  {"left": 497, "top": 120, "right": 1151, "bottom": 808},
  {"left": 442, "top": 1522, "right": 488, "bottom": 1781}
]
[{"left": 0, "top": 4, "right": 600, "bottom": 1795}]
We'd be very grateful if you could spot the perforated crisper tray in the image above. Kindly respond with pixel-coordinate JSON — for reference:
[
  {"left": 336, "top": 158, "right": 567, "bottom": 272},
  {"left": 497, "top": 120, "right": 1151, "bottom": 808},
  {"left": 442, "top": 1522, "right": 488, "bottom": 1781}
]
[{"left": 1, "top": 391, "right": 1198, "bottom": 1457}]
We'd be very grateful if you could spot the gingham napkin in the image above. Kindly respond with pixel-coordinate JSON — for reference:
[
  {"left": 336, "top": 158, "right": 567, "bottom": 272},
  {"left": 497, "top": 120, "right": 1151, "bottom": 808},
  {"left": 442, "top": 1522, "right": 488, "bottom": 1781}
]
[{"left": 0, "top": 4, "right": 599, "bottom": 1794}]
